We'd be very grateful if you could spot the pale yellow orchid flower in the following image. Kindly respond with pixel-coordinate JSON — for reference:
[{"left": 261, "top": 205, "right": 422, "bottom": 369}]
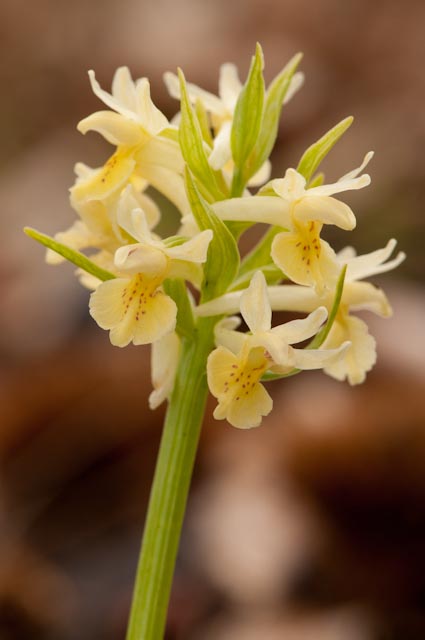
[
  {"left": 89, "top": 197, "right": 212, "bottom": 347},
  {"left": 71, "top": 67, "right": 188, "bottom": 213},
  {"left": 213, "top": 153, "right": 372, "bottom": 292},
  {"left": 207, "top": 271, "right": 349, "bottom": 428},
  {"left": 199, "top": 240, "right": 405, "bottom": 385}
]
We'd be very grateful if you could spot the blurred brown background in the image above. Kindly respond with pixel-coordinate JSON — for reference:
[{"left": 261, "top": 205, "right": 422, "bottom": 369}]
[{"left": 1, "top": 1, "right": 424, "bottom": 638}]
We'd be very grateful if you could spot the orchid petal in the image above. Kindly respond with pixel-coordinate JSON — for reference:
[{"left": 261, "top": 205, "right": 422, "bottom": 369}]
[
  {"left": 283, "top": 71, "right": 304, "bottom": 104},
  {"left": 342, "top": 281, "right": 392, "bottom": 317},
  {"left": 208, "top": 121, "right": 232, "bottom": 170},
  {"left": 213, "top": 196, "right": 291, "bottom": 227},
  {"left": 149, "top": 332, "right": 180, "bottom": 409},
  {"left": 219, "top": 63, "right": 242, "bottom": 111},
  {"left": 135, "top": 77, "right": 169, "bottom": 134},
  {"left": 291, "top": 340, "right": 351, "bottom": 370},
  {"left": 165, "top": 230, "right": 213, "bottom": 263},
  {"left": 307, "top": 173, "right": 370, "bottom": 198},
  {"left": 77, "top": 111, "right": 146, "bottom": 146},
  {"left": 345, "top": 238, "right": 406, "bottom": 281},
  {"left": 322, "top": 316, "right": 376, "bottom": 385},
  {"left": 240, "top": 271, "right": 271, "bottom": 333},
  {"left": 111, "top": 66, "right": 137, "bottom": 112},
  {"left": 270, "top": 306, "right": 328, "bottom": 344},
  {"left": 338, "top": 151, "right": 374, "bottom": 182},
  {"left": 88, "top": 69, "right": 137, "bottom": 121},
  {"left": 114, "top": 243, "right": 168, "bottom": 275},
  {"left": 293, "top": 195, "right": 357, "bottom": 229}
]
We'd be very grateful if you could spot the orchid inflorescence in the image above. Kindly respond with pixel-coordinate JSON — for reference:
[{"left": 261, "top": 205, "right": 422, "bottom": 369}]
[{"left": 26, "top": 44, "right": 404, "bottom": 429}]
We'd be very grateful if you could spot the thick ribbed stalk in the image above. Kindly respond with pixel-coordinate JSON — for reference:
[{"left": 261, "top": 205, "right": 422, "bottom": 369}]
[{"left": 126, "top": 316, "right": 215, "bottom": 640}]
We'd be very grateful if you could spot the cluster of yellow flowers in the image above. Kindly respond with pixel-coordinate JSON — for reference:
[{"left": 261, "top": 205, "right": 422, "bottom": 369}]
[{"left": 36, "top": 47, "right": 404, "bottom": 429}]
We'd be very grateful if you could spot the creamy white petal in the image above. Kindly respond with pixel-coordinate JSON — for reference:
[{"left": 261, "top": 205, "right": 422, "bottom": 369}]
[
  {"left": 337, "top": 245, "right": 357, "bottom": 261},
  {"left": 77, "top": 111, "right": 146, "bottom": 146},
  {"left": 293, "top": 195, "right": 356, "bottom": 229},
  {"left": 248, "top": 332, "right": 294, "bottom": 368},
  {"left": 342, "top": 282, "right": 392, "bottom": 317},
  {"left": 283, "top": 71, "right": 304, "bottom": 104},
  {"left": 114, "top": 243, "right": 168, "bottom": 275},
  {"left": 137, "top": 164, "right": 189, "bottom": 214},
  {"left": 307, "top": 173, "right": 370, "bottom": 198},
  {"left": 135, "top": 77, "right": 169, "bottom": 134},
  {"left": 214, "top": 317, "right": 244, "bottom": 354},
  {"left": 219, "top": 63, "right": 242, "bottom": 112},
  {"left": 213, "top": 196, "right": 291, "bottom": 226},
  {"left": 208, "top": 121, "right": 232, "bottom": 170},
  {"left": 268, "top": 285, "right": 319, "bottom": 313},
  {"left": 240, "top": 271, "right": 271, "bottom": 333},
  {"left": 117, "top": 195, "right": 152, "bottom": 243},
  {"left": 271, "top": 169, "right": 307, "bottom": 201},
  {"left": 111, "top": 66, "right": 137, "bottom": 112},
  {"left": 164, "top": 230, "right": 213, "bottom": 263},
  {"left": 345, "top": 238, "right": 406, "bottom": 281},
  {"left": 133, "top": 191, "right": 161, "bottom": 230},
  {"left": 291, "top": 340, "right": 351, "bottom": 370},
  {"left": 247, "top": 159, "right": 272, "bottom": 187},
  {"left": 149, "top": 332, "right": 180, "bottom": 409},
  {"left": 215, "top": 327, "right": 247, "bottom": 355},
  {"left": 270, "top": 306, "right": 328, "bottom": 344},
  {"left": 136, "top": 135, "right": 185, "bottom": 174},
  {"left": 88, "top": 69, "right": 137, "bottom": 121},
  {"left": 338, "top": 151, "right": 374, "bottom": 182},
  {"left": 322, "top": 316, "right": 376, "bottom": 385}
]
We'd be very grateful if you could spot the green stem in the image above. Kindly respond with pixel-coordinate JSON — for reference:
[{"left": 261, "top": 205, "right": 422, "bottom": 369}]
[
  {"left": 230, "top": 166, "right": 245, "bottom": 198},
  {"left": 126, "top": 316, "right": 216, "bottom": 640}
]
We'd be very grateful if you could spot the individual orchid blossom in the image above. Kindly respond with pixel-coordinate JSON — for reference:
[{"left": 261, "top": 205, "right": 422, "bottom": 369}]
[
  {"left": 47, "top": 175, "right": 161, "bottom": 269},
  {"left": 199, "top": 240, "right": 405, "bottom": 385},
  {"left": 71, "top": 67, "right": 189, "bottom": 213},
  {"left": 213, "top": 153, "right": 373, "bottom": 293},
  {"left": 207, "top": 271, "right": 350, "bottom": 428},
  {"left": 89, "top": 191, "right": 213, "bottom": 347},
  {"left": 164, "top": 62, "right": 303, "bottom": 184}
]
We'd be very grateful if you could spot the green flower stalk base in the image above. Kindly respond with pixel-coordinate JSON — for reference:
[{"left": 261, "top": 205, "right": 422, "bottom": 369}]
[{"left": 126, "top": 317, "right": 215, "bottom": 640}]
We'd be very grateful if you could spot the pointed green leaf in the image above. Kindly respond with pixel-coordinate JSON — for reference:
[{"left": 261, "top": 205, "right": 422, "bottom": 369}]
[
  {"left": 297, "top": 116, "right": 353, "bottom": 183},
  {"left": 178, "top": 69, "right": 227, "bottom": 202},
  {"left": 24, "top": 227, "right": 115, "bottom": 281},
  {"left": 230, "top": 43, "right": 265, "bottom": 195},
  {"left": 306, "top": 265, "right": 347, "bottom": 350},
  {"left": 163, "top": 278, "right": 195, "bottom": 339},
  {"left": 195, "top": 98, "right": 213, "bottom": 147},
  {"left": 247, "top": 53, "right": 303, "bottom": 180},
  {"left": 184, "top": 169, "right": 239, "bottom": 303}
]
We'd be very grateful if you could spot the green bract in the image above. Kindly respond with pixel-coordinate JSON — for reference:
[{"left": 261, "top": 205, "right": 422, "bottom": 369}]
[
  {"left": 297, "top": 116, "right": 354, "bottom": 183},
  {"left": 230, "top": 43, "right": 265, "bottom": 195},
  {"left": 24, "top": 227, "right": 115, "bottom": 282},
  {"left": 247, "top": 52, "right": 303, "bottom": 182},
  {"left": 178, "top": 69, "right": 227, "bottom": 202},
  {"left": 184, "top": 169, "right": 239, "bottom": 303}
]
